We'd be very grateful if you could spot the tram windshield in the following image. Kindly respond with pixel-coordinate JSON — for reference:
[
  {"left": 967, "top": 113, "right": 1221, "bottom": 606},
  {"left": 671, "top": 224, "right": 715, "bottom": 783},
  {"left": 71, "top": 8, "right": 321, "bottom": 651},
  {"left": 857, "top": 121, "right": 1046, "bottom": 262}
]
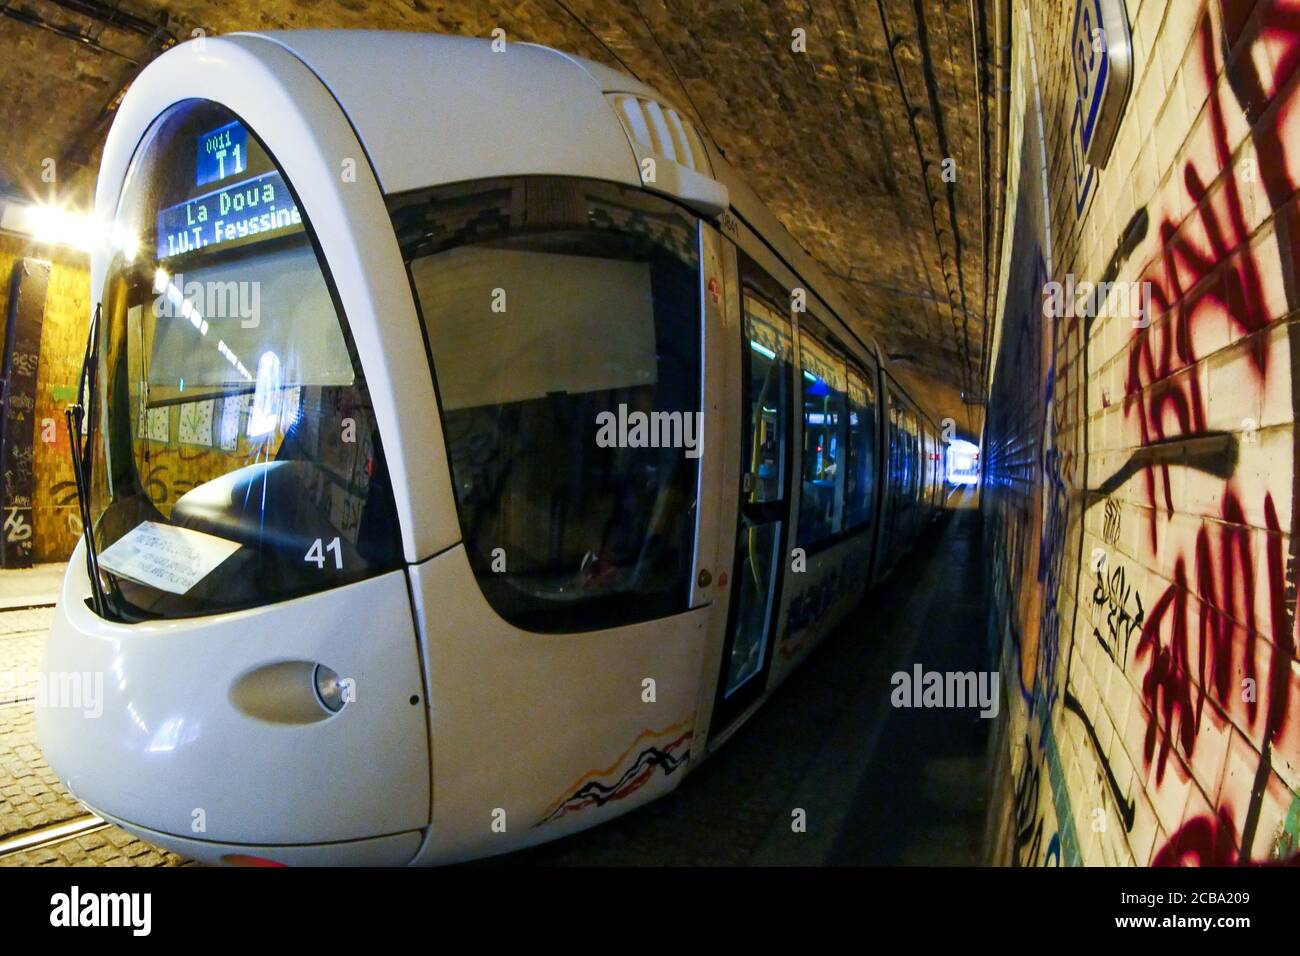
[
  {"left": 84, "top": 99, "right": 403, "bottom": 619},
  {"left": 392, "top": 177, "right": 702, "bottom": 633}
]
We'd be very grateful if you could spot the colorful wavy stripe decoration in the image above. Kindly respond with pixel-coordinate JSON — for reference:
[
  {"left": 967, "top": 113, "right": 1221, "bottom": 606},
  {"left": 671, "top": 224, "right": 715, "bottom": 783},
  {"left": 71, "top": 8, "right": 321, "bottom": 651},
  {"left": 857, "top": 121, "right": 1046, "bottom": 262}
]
[{"left": 535, "top": 721, "right": 694, "bottom": 827}]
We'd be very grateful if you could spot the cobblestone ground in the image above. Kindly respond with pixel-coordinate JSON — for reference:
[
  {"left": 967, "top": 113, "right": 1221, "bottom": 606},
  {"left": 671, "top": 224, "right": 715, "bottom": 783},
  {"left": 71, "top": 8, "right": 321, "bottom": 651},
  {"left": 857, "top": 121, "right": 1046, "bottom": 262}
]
[
  {"left": 0, "top": 605, "right": 191, "bottom": 867},
  {"left": 0, "top": 701, "right": 85, "bottom": 839}
]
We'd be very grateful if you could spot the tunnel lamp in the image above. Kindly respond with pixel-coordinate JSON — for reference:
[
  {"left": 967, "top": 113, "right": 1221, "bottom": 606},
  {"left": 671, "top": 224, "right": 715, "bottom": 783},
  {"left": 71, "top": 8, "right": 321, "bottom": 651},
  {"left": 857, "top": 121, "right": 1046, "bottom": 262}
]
[
  {"left": 2, "top": 199, "right": 139, "bottom": 260},
  {"left": 23, "top": 203, "right": 100, "bottom": 251}
]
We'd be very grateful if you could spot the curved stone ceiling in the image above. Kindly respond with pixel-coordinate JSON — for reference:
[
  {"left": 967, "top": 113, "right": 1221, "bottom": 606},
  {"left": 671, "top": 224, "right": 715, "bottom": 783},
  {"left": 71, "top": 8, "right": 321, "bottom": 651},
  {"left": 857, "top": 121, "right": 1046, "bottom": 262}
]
[{"left": 0, "top": 0, "right": 998, "bottom": 433}]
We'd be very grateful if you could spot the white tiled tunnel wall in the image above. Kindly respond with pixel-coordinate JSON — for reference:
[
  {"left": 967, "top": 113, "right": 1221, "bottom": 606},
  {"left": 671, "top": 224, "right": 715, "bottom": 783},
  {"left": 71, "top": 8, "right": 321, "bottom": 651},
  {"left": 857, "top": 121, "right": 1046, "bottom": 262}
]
[{"left": 984, "top": 0, "right": 1300, "bottom": 866}]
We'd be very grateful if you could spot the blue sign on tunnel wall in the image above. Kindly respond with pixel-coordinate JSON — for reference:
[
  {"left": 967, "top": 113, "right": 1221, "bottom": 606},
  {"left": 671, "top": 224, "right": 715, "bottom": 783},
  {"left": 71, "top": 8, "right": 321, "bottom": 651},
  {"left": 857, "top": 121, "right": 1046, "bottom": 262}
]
[
  {"left": 1068, "top": 0, "right": 1134, "bottom": 214},
  {"left": 1070, "top": 104, "right": 1096, "bottom": 216},
  {"left": 1072, "top": 0, "right": 1109, "bottom": 156}
]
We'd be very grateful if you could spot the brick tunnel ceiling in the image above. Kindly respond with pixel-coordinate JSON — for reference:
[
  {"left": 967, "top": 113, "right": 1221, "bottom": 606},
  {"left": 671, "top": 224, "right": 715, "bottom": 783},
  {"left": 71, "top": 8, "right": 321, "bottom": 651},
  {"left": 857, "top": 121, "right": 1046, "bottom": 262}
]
[{"left": 0, "top": 0, "right": 999, "bottom": 433}]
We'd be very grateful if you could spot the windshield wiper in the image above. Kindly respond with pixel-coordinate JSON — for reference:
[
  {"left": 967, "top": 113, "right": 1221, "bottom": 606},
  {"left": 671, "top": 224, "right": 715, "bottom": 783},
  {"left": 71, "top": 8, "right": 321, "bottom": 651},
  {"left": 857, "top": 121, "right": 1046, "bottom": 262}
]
[{"left": 66, "top": 302, "right": 112, "bottom": 618}]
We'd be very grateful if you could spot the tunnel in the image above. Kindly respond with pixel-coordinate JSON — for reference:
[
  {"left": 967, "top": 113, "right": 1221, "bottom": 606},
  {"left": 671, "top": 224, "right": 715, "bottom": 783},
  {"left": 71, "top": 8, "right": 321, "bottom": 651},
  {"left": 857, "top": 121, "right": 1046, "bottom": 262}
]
[{"left": 0, "top": 0, "right": 1293, "bottom": 935}]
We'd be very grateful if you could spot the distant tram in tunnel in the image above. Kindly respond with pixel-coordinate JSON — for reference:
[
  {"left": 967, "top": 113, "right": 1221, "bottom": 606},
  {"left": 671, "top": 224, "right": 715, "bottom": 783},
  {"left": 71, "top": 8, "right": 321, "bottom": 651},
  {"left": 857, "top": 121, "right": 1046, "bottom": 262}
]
[{"left": 38, "top": 30, "right": 944, "bottom": 865}]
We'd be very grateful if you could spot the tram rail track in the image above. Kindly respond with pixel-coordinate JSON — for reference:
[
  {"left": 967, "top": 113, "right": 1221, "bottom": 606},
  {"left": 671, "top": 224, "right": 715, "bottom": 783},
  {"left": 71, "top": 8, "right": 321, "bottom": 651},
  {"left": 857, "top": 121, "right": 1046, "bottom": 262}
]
[{"left": 0, "top": 814, "right": 108, "bottom": 861}]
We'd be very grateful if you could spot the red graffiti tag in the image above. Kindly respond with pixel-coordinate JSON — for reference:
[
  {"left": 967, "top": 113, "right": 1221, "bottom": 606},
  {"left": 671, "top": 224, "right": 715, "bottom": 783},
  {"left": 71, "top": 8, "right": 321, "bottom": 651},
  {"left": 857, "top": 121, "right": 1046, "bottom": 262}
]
[
  {"left": 1122, "top": 5, "right": 1300, "bottom": 862},
  {"left": 1152, "top": 806, "right": 1240, "bottom": 866}
]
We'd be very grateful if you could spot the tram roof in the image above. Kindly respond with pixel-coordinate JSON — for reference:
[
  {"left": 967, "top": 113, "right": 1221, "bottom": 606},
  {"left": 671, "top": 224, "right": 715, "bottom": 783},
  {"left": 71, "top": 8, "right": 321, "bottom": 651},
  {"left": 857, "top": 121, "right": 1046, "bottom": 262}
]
[{"left": 245, "top": 30, "right": 879, "bottom": 359}]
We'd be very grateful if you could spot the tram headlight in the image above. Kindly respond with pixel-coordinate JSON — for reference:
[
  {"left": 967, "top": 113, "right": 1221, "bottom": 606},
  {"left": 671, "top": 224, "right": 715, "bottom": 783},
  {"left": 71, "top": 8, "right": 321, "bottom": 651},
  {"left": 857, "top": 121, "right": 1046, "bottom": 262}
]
[{"left": 313, "top": 664, "right": 350, "bottom": 713}]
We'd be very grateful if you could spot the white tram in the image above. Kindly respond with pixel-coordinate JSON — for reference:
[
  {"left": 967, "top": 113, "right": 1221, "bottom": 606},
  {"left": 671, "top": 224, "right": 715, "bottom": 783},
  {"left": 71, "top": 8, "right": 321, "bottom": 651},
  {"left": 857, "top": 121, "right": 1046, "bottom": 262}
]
[{"left": 37, "top": 31, "right": 944, "bottom": 865}]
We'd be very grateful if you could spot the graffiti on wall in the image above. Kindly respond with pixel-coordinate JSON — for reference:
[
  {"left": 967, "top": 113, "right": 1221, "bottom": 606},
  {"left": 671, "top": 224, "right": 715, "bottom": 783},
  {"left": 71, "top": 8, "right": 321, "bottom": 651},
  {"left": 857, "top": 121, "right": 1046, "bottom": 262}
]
[
  {"left": 987, "top": 0, "right": 1300, "bottom": 866},
  {"left": 983, "top": 13, "right": 1074, "bottom": 859},
  {"left": 0, "top": 259, "right": 50, "bottom": 567},
  {"left": 1115, "top": 1, "right": 1300, "bottom": 864}
]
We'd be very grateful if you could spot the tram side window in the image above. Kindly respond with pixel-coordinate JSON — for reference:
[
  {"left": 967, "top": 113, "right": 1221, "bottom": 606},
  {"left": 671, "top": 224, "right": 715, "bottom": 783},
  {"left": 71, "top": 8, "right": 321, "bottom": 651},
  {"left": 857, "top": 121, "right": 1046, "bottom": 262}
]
[
  {"left": 797, "top": 330, "right": 848, "bottom": 548},
  {"left": 909, "top": 415, "right": 922, "bottom": 500},
  {"left": 903, "top": 412, "right": 914, "bottom": 493},
  {"left": 741, "top": 290, "right": 792, "bottom": 502},
  {"left": 844, "top": 364, "right": 876, "bottom": 530},
  {"left": 907, "top": 415, "right": 921, "bottom": 502},
  {"left": 888, "top": 401, "right": 908, "bottom": 511},
  {"left": 396, "top": 177, "right": 702, "bottom": 634},
  {"left": 921, "top": 430, "right": 932, "bottom": 500}
]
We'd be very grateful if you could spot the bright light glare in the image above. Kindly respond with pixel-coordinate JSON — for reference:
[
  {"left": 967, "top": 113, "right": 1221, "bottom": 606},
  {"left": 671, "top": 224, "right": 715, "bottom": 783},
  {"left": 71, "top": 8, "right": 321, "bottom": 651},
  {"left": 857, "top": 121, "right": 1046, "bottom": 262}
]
[
  {"left": 247, "top": 351, "right": 282, "bottom": 438},
  {"left": 19, "top": 202, "right": 139, "bottom": 259},
  {"left": 947, "top": 438, "right": 981, "bottom": 487},
  {"left": 111, "top": 221, "right": 141, "bottom": 261},
  {"left": 24, "top": 204, "right": 99, "bottom": 251}
]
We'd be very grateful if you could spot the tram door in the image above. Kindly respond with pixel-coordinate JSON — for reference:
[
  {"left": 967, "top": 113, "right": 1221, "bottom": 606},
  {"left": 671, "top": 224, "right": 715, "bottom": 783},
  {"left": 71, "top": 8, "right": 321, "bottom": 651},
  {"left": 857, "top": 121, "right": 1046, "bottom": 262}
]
[{"left": 711, "top": 262, "right": 794, "bottom": 733}]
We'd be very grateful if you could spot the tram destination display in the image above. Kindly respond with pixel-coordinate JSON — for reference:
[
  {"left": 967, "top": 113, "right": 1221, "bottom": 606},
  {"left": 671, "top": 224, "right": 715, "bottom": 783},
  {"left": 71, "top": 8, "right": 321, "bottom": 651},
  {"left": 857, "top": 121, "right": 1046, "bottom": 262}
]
[{"left": 155, "top": 119, "right": 302, "bottom": 259}]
